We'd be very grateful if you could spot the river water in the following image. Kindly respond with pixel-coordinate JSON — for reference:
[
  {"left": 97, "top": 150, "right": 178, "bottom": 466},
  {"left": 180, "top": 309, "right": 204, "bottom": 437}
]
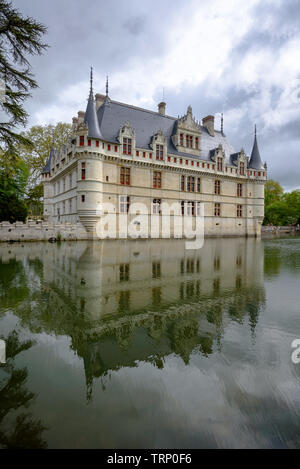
[{"left": 0, "top": 236, "right": 300, "bottom": 448}]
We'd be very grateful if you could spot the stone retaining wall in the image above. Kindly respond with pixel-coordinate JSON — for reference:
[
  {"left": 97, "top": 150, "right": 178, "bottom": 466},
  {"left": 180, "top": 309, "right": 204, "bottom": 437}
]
[{"left": 0, "top": 221, "right": 89, "bottom": 242}]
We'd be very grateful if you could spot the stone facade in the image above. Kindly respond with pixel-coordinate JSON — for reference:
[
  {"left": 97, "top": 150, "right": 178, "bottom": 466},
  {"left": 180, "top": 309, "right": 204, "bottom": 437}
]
[{"left": 42, "top": 75, "right": 267, "bottom": 238}]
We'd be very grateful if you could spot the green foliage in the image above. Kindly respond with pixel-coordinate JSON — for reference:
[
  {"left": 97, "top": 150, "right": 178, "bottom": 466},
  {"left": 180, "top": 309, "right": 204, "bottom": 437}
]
[
  {"left": 264, "top": 180, "right": 300, "bottom": 226},
  {"left": 0, "top": 0, "right": 48, "bottom": 153},
  {"left": 18, "top": 122, "right": 73, "bottom": 187},
  {"left": 0, "top": 152, "right": 29, "bottom": 221},
  {"left": 264, "top": 179, "right": 283, "bottom": 206}
]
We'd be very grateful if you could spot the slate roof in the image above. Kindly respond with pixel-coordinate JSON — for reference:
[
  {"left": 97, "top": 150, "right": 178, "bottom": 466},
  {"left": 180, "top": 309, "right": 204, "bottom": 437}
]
[
  {"left": 249, "top": 133, "right": 264, "bottom": 170},
  {"left": 43, "top": 94, "right": 264, "bottom": 174},
  {"left": 97, "top": 100, "right": 236, "bottom": 163},
  {"left": 84, "top": 88, "right": 102, "bottom": 139},
  {"left": 42, "top": 144, "right": 55, "bottom": 174}
]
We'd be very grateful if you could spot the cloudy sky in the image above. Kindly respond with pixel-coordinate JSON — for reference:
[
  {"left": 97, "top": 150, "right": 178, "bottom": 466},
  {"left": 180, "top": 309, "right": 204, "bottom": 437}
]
[{"left": 12, "top": 0, "right": 300, "bottom": 190}]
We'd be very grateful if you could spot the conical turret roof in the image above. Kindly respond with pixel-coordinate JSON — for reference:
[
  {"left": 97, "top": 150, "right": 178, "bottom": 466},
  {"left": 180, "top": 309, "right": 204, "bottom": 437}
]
[
  {"left": 84, "top": 68, "right": 102, "bottom": 139},
  {"left": 249, "top": 126, "right": 264, "bottom": 170}
]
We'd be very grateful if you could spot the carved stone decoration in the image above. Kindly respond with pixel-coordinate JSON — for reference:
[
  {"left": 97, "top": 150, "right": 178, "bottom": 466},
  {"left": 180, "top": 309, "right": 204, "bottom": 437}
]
[
  {"left": 177, "top": 105, "right": 202, "bottom": 132},
  {"left": 210, "top": 144, "right": 225, "bottom": 162},
  {"left": 76, "top": 121, "right": 88, "bottom": 134},
  {"left": 118, "top": 121, "right": 136, "bottom": 142},
  {"left": 150, "top": 129, "right": 166, "bottom": 149}
]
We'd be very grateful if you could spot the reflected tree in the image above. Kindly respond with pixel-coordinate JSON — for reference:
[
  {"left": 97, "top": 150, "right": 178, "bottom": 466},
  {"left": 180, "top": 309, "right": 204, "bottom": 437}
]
[{"left": 0, "top": 330, "right": 47, "bottom": 449}]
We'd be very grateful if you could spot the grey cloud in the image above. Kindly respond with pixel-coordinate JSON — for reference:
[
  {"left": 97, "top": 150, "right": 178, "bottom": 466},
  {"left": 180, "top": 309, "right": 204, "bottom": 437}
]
[{"left": 9, "top": 0, "right": 300, "bottom": 189}]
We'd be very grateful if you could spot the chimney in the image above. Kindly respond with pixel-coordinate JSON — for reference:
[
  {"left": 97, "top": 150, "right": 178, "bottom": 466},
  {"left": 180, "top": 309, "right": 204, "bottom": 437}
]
[
  {"left": 202, "top": 115, "right": 215, "bottom": 137},
  {"left": 72, "top": 116, "right": 78, "bottom": 127},
  {"left": 77, "top": 111, "right": 85, "bottom": 124},
  {"left": 158, "top": 101, "right": 166, "bottom": 116},
  {"left": 95, "top": 93, "right": 106, "bottom": 110}
]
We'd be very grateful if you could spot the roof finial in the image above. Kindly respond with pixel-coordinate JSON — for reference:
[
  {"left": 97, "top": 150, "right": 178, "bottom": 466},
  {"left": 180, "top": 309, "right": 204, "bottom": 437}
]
[
  {"left": 221, "top": 113, "right": 224, "bottom": 134},
  {"left": 106, "top": 75, "right": 109, "bottom": 97},
  {"left": 90, "top": 66, "right": 93, "bottom": 93},
  {"left": 162, "top": 87, "right": 165, "bottom": 102}
]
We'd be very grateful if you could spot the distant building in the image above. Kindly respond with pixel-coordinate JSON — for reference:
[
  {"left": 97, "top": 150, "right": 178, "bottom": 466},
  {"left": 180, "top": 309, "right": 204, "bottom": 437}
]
[{"left": 42, "top": 70, "right": 266, "bottom": 237}]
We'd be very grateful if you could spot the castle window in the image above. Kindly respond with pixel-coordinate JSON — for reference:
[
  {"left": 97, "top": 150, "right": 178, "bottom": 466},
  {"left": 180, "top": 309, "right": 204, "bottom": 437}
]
[
  {"left": 214, "top": 180, "right": 221, "bottom": 195},
  {"left": 119, "top": 196, "right": 130, "bottom": 213},
  {"left": 88, "top": 139, "right": 91, "bottom": 146},
  {"left": 96, "top": 141, "right": 99, "bottom": 147},
  {"left": 156, "top": 144, "right": 164, "bottom": 160},
  {"left": 108, "top": 144, "right": 111, "bottom": 151},
  {"left": 180, "top": 133, "right": 184, "bottom": 146},
  {"left": 191, "top": 161, "right": 194, "bottom": 166},
  {"left": 237, "top": 183, "right": 243, "bottom": 197},
  {"left": 81, "top": 195, "right": 85, "bottom": 203},
  {"left": 120, "top": 166, "right": 130, "bottom": 185},
  {"left": 143, "top": 152, "right": 146, "bottom": 158},
  {"left": 202, "top": 163, "right": 205, "bottom": 168},
  {"left": 181, "top": 201, "right": 185, "bottom": 215},
  {"left": 115, "top": 146, "right": 118, "bottom": 152},
  {"left": 217, "top": 157, "right": 223, "bottom": 171},
  {"left": 153, "top": 171, "right": 162, "bottom": 189},
  {"left": 214, "top": 203, "right": 221, "bottom": 216},
  {"left": 152, "top": 199, "right": 161, "bottom": 214},
  {"left": 237, "top": 204, "right": 243, "bottom": 218},
  {"left": 187, "top": 201, "right": 195, "bottom": 216},
  {"left": 123, "top": 137, "right": 132, "bottom": 155},
  {"left": 180, "top": 158, "right": 183, "bottom": 164},
  {"left": 79, "top": 135, "right": 84, "bottom": 146},
  {"left": 149, "top": 153, "right": 152, "bottom": 158},
  {"left": 240, "top": 162, "right": 245, "bottom": 175},
  {"left": 195, "top": 137, "right": 199, "bottom": 149},
  {"left": 196, "top": 202, "right": 201, "bottom": 216},
  {"left": 187, "top": 176, "right": 195, "bottom": 192},
  {"left": 197, "top": 161, "right": 199, "bottom": 167},
  {"left": 81, "top": 162, "right": 86, "bottom": 180},
  {"left": 174, "top": 157, "right": 177, "bottom": 163},
  {"left": 136, "top": 150, "right": 139, "bottom": 156},
  {"left": 181, "top": 175, "right": 185, "bottom": 191},
  {"left": 167, "top": 156, "right": 170, "bottom": 162},
  {"left": 186, "top": 135, "right": 193, "bottom": 148},
  {"left": 197, "top": 177, "right": 201, "bottom": 192},
  {"left": 186, "top": 160, "right": 188, "bottom": 165}
]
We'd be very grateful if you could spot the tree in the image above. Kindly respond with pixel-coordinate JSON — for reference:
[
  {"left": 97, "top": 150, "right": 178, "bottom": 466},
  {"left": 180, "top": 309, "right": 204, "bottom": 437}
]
[
  {"left": 18, "top": 122, "right": 73, "bottom": 188},
  {"left": 264, "top": 179, "right": 283, "bottom": 207},
  {"left": 0, "top": 151, "right": 29, "bottom": 222},
  {"left": 0, "top": 0, "right": 47, "bottom": 154}
]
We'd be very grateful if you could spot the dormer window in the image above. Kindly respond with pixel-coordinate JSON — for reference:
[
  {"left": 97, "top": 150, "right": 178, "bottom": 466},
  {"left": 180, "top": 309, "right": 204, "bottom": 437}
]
[
  {"left": 240, "top": 162, "right": 245, "bottom": 175},
  {"left": 217, "top": 157, "right": 223, "bottom": 171},
  {"left": 195, "top": 137, "right": 199, "bottom": 149},
  {"left": 123, "top": 138, "right": 132, "bottom": 155},
  {"left": 186, "top": 135, "right": 193, "bottom": 148},
  {"left": 180, "top": 133, "right": 184, "bottom": 146},
  {"left": 156, "top": 144, "right": 164, "bottom": 160}
]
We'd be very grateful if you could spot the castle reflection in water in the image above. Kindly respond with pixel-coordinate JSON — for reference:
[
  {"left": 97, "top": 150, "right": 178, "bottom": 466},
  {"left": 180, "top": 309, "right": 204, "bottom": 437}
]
[{"left": 0, "top": 238, "right": 265, "bottom": 398}]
